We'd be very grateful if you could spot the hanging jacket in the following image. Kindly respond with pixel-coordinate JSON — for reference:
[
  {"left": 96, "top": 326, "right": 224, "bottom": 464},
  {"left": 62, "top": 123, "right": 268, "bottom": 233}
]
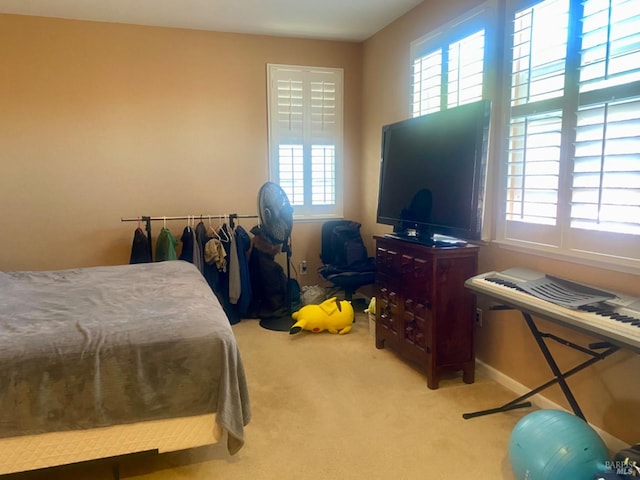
[
  {"left": 179, "top": 226, "right": 194, "bottom": 263},
  {"left": 228, "top": 227, "right": 241, "bottom": 305},
  {"left": 195, "top": 222, "right": 209, "bottom": 266},
  {"left": 217, "top": 223, "right": 240, "bottom": 325},
  {"left": 179, "top": 224, "right": 206, "bottom": 274},
  {"left": 155, "top": 227, "right": 178, "bottom": 261},
  {"left": 130, "top": 227, "right": 152, "bottom": 264},
  {"left": 234, "top": 225, "right": 253, "bottom": 316}
]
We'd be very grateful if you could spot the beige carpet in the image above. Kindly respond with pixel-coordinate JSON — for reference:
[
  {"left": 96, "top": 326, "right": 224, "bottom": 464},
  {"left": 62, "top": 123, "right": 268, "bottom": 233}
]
[{"left": 8, "top": 313, "right": 527, "bottom": 480}]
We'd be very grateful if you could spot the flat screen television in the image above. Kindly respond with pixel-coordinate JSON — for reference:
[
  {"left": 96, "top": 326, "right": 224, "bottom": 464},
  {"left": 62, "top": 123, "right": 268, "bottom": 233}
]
[{"left": 377, "top": 99, "right": 491, "bottom": 246}]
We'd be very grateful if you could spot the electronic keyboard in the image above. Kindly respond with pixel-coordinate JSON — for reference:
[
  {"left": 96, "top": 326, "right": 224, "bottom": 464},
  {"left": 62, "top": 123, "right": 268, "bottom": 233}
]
[{"left": 466, "top": 268, "right": 640, "bottom": 353}]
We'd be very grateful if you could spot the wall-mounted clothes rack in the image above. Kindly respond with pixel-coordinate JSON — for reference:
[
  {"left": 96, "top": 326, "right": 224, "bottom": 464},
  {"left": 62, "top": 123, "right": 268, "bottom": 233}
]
[{"left": 121, "top": 214, "right": 259, "bottom": 257}]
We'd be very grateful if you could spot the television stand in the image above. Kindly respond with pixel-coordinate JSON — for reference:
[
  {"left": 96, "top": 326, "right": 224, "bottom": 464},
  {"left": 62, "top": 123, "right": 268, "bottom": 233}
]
[{"left": 374, "top": 235, "right": 479, "bottom": 388}]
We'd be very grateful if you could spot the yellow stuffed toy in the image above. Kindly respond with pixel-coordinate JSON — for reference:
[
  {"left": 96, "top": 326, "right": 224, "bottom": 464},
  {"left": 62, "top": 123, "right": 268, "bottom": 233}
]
[{"left": 289, "top": 297, "right": 354, "bottom": 335}]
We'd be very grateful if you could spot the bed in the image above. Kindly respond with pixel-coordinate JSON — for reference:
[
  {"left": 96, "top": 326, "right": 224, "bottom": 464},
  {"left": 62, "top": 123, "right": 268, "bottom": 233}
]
[{"left": 0, "top": 260, "right": 251, "bottom": 475}]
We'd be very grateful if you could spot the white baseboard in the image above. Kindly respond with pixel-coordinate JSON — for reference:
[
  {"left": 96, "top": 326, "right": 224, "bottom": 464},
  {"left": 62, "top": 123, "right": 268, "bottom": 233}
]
[{"left": 476, "top": 359, "right": 630, "bottom": 453}]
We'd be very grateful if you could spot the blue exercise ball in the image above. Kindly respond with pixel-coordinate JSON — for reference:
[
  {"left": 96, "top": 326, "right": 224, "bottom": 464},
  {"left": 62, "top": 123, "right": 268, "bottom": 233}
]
[{"left": 508, "top": 409, "right": 609, "bottom": 480}]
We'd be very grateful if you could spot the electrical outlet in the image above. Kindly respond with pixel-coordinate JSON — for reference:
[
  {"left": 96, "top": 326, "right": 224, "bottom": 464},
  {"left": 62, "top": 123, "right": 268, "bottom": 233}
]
[
  {"left": 300, "top": 260, "right": 308, "bottom": 275},
  {"left": 475, "top": 308, "right": 483, "bottom": 327}
]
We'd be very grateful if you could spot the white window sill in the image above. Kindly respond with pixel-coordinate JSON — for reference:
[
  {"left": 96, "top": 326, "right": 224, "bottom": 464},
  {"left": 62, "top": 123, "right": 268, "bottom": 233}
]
[{"left": 492, "top": 238, "right": 640, "bottom": 276}]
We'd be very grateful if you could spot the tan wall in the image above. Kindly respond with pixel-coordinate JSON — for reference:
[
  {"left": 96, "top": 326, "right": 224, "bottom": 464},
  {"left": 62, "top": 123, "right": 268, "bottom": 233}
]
[
  {"left": 362, "top": 0, "right": 639, "bottom": 444},
  {"left": 0, "top": 14, "right": 362, "bottom": 284}
]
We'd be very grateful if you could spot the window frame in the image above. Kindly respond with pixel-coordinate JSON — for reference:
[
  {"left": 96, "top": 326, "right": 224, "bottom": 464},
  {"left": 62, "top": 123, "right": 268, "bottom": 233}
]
[
  {"left": 266, "top": 64, "right": 344, "bottom": 220},
  {"left": 494, "top": 0, "right": 640, "bottom": 274},
  {"left": 409, "top": 2, "right": 497, "bottom": 117}
]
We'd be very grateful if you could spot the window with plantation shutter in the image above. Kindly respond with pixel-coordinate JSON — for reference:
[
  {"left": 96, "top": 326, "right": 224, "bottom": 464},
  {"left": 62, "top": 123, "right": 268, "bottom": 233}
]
[
  {"left": 267, "top": 64, "right": 343, "bottom": 219},
  {"left": 497, "top": 0, "right": 640, "bottom": 270},
  {"left": 505, "top": 0, "right": 569, "bottom": 231},
  {"left": 410, "top": 4, "right": 492, "bottom": 118},
  {"left": 573, "top": 0, "right": 640, "bottom": 237}
]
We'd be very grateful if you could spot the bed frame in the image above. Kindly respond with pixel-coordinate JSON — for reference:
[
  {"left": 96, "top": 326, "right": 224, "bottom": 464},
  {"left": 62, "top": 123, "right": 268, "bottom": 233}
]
[{"left": 0, "top": 413, "right": 221, "bottom": 477}]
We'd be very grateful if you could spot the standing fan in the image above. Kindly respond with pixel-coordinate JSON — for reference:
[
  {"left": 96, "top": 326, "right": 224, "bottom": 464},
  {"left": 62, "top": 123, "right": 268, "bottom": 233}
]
[{"left": 257, "top": 182, "right": 295, "bottom": 331}]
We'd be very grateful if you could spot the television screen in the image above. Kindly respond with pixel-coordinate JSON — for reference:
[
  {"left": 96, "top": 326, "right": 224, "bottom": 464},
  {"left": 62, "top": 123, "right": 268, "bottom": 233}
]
[{"left": 376, "top": 100, "right": 491, "bottom": 245}]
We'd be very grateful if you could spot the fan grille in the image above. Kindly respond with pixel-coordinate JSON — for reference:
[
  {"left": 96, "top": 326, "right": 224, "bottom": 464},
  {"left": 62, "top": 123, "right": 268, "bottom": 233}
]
[{"left": 258, "top": 182, "right": 293, "bottom": 244}]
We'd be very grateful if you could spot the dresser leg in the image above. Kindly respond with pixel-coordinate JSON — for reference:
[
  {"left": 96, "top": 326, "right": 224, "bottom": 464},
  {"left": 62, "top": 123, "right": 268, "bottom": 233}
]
[
  {"left": 427, "top": 360, "right": 438, "bottom": 389},
  {"left": 463, "top": 363, "right": 475, "bottom": 384}
]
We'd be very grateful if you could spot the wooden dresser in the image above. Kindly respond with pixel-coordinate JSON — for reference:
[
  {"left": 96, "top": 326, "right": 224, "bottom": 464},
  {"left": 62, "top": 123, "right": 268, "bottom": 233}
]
[{"left": 374, "top": 235, "right": 479, "bottom": 389}]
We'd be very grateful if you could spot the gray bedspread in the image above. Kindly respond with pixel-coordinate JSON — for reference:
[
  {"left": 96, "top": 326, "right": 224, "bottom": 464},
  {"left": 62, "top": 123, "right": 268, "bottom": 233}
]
[{"left": 0, "top": 260, "right": 251, "bottom": 455}]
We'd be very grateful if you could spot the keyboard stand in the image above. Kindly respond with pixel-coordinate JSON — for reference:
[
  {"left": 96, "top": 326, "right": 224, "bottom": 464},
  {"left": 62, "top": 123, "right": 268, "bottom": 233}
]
[{"left": 463, "top": 307, "right": 619, "bottom": 420}]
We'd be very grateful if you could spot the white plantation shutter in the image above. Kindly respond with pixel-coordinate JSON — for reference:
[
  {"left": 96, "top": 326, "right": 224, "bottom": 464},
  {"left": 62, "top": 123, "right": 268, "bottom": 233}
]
[
  {"left": 510, "top": 0, "right": 569, "bottom": 107},
  {"left": 310, "top": 78, "right": 337, "bottom": 206},
  {"left": 506, "top": 111, "right": 563, "bottom": 226},
  {"left": 268, "top": 65, "right": 343, "bottom": 218},
  {"left": 505, "top": 0, "right": 569, "bottom": 232},
  {"left": 412, "top": 30, "right": 486, "bottom": 117},
  {"left": 310, "top": 79, "right": 337, "bottom": 142},
  {"left": 579, "top": 0, "right": 640, "bottom": 93},
  {"left": 311, "top": 145, "right": 335, "bottom": 205},
  {"left": 410, "top": 4, "right": 491, "bottom": 118},
  {"left": 573, "top": 99, "right": 640, "bottom": 235},
  {"left": 278, "top": 145, "right": 304, "bottom": 205},
  {"left": 447, "top": 30, "right": 485, "bottom": 108},
  {"left": 274, "top": 77, "right": 304, "bottom": 142},
  {"left": 572, "top": 0, "right": 640, "bottom": 237},
  {"left": 498, "top": 0, "right": 640, "bottom": 268},
  {"left": 412, "top": 49, "right": 443, "bottom": 116}
]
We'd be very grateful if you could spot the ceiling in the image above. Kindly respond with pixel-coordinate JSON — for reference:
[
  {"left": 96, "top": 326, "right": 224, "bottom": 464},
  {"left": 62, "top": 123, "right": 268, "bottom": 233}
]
[{"left": 0, "top": 0, "right": 424, "bottom": 41}]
